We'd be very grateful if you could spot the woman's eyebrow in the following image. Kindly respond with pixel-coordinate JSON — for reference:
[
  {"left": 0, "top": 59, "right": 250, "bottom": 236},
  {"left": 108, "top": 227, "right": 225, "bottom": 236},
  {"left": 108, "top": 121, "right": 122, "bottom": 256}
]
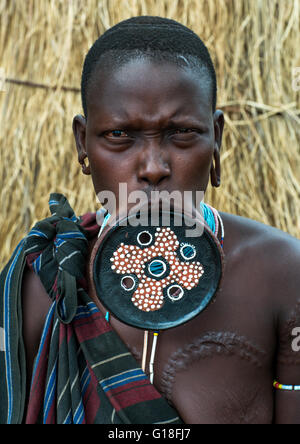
[
  {"left": 98, "top": 116, "right": 207, "bottom": 129},
  {"left": 163, "top": 118, "right": 206, "bottom": 128}
]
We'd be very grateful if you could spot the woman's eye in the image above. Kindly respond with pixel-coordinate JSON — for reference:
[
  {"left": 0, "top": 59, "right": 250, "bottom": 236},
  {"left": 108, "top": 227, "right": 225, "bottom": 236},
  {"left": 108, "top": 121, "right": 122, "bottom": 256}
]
[
  {"left": 172, "top": 128, "right": 198, "bottom": 136},
  {"left": 174, "top": 128, "right": 193, "bottom": 134},
  {"left": 106, "top": 130, "right": 129, "bottom": 138}
]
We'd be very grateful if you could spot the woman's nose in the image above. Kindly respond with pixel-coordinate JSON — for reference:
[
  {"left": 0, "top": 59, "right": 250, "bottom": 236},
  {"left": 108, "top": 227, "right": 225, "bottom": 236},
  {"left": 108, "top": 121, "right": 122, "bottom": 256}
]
[{"left": 137, "top": 142, "right": 171, "bottom": 187}]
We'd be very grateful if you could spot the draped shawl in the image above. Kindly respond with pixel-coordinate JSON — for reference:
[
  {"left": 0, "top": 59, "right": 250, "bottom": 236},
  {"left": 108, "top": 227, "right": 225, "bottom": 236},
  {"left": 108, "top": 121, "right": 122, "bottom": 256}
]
[{"left": 0, "top": 194, "right": 182, "bottom": 424}]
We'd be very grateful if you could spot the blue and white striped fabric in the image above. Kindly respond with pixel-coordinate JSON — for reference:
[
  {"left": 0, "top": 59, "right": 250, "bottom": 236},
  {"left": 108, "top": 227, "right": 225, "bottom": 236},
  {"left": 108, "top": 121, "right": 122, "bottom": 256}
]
[{"left": 100, "top": 368, "right": 148, "bottom": 393}]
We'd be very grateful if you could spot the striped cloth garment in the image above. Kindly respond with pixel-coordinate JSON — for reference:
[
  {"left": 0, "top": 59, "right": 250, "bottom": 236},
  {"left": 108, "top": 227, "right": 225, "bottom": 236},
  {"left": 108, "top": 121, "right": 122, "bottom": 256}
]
[{"left": 0, "top": 193, "right": 182, "bottom": 424}]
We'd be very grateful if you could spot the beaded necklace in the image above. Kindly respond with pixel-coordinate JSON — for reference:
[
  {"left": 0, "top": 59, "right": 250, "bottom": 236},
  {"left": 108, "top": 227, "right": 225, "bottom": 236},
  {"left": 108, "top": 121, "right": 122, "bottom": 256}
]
[
  {"left": 273, "top": 381, "right": 300, "bottom": 391},
  {"left": 95, "top": 202, "right": 224, "bottom": 383}
]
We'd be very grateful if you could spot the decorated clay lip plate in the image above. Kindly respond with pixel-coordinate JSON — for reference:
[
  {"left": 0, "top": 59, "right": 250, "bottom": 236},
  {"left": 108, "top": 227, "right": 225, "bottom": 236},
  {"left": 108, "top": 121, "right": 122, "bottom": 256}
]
[{"left": 89, "top": 209, "right": 224, "bottom": 331}]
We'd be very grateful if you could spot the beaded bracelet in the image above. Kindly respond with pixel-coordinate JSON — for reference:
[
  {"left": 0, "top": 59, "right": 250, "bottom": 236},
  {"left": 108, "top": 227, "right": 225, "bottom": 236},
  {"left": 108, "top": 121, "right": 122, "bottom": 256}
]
[{"left": 273, "top": 380, "right": 300, "bottom": 391}]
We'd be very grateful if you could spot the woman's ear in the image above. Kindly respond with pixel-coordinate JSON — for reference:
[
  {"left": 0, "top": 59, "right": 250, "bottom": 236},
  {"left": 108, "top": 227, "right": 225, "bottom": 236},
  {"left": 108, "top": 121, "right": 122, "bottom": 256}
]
[
  {"left": 72, "top": 114, "right": 91, "bottom": 175},
  {"left": 210, "top": 110, "right": 224, "bottom": 188}
]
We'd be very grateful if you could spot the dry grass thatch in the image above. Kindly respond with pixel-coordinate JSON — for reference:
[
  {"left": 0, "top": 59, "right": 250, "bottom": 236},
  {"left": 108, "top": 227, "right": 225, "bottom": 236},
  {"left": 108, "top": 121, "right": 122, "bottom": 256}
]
[{"left": 0, "top": 0, "right": 299, "bottom": 269}]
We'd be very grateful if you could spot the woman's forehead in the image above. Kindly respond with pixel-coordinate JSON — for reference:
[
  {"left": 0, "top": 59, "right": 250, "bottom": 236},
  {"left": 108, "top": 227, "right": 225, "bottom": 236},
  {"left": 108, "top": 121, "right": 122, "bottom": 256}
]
[{"left": 86, "top": 58, "right": 213, "bottom": 123}]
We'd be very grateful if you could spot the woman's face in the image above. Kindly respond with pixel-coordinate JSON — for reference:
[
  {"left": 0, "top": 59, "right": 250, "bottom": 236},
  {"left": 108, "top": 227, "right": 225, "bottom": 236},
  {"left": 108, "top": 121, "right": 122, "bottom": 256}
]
[{"left": 73, "top": 58, "right": 224, "bottom": 213}]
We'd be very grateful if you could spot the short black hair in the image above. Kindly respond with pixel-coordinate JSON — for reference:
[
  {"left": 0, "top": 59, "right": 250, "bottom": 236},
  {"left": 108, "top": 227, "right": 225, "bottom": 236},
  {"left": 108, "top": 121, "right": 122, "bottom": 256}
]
[{"left": 81, "top": 16, "right": 217, "bottom": 116}]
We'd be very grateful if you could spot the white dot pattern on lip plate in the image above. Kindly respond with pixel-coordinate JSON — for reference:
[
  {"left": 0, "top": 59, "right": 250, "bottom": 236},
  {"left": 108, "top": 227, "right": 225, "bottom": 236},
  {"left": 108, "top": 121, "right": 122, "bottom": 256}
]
[{"left": 110, "top": 227, "right": 204, "bottom": 312}]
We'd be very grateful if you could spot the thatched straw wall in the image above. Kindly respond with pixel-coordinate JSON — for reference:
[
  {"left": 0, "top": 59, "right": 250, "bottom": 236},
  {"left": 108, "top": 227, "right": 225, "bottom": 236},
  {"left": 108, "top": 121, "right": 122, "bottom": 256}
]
[{"left": 0, "top": 0, "right": 299, "bottom": 269}]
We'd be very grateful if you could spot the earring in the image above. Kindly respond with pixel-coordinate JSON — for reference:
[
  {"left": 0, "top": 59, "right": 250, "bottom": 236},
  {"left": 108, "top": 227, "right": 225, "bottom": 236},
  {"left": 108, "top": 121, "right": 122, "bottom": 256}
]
[
  {"left": 213, "top": 174, "right": 221, "bottom": 187},
  {"left": 210, "top": 145, "right": 221, "bottom": 187},
  {"left": 79, "top": 155, "right": 91, "bottom": 175},
  {"left": 210, "top": 166, "right": 220, "bottom": 188}
]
